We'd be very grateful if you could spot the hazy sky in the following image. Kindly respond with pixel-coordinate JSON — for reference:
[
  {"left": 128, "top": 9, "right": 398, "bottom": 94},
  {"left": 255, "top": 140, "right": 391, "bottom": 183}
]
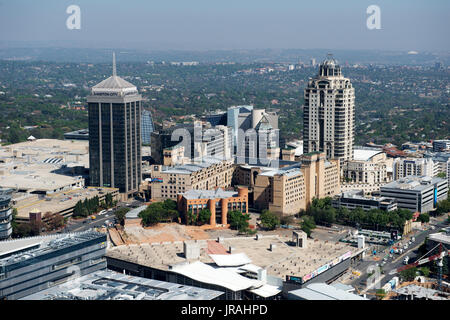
[{"left": 0, "top": 0, "right": 448, "bottom": 51}]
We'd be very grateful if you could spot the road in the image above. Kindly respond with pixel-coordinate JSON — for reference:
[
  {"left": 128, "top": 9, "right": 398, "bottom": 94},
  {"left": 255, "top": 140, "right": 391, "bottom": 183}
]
[
  {"left": 342, "top": 216, "right": 448, "bottom": 297},
  {"left": 61, "top": 200, "right": 144, "bottom": 233}
]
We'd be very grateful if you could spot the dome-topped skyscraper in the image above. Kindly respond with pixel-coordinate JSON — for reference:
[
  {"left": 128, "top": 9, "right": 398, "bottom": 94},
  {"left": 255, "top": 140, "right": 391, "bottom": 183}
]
[
  {"left": 303, "top": 54, "right": 355, "bottom": 163},
  {"left": 88, "top": 53, "right": 142, "bottom": 196}
]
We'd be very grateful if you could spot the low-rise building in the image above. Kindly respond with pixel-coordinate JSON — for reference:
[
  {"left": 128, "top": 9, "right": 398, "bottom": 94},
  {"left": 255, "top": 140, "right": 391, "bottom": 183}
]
[
  {"left": 380, "top": 176, "right": 448, "bottom": 213},
  {"left": 0, "top": 231, "right": 107, "bottom": 300},
  {"left": 433, "top": 140, "right": 450, "bottom": 153},
  {"left": 332, "top": 189, "right": 397, "bottom": 212},
  {"left": 177, "top": 187, "right": 248, "bottom": 226}
]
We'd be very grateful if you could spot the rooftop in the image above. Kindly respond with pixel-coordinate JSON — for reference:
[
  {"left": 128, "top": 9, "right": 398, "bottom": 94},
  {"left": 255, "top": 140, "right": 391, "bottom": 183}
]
[
  {"left": 20, "top": 270, "right": 223, "bottom": 300},
  {"left": 382, "top": 175, "right": 446, "bottom": 191},
  {"left": 106, "top": 234, "right": 355, "bottom": 287},
  {"left": 13, "top": 186, "right": 117, "bottom": 219},
  {"left": 428, "top": 228, "right": 450, "bottom": 246},
  {"left": 353, "top": 148, "right": 383, "bottom": 161},
  {"left": 90, "top": 53, "right": 139, "bottom": 97},
  {"left": 160, "top": 157, "right": 227, "bottom": 175},
  {"left": 181, "top": 188, "right": 238, "bottom": 200},
  {"left": 0, "top": 139, "right": 89, "bottom": 192},
  {"left": 0, "top": 231, "right": 105, "bottom": 267},
  {"left": 393, "top": 284, "right": 449, "bottom": 300},
  {"left": 289, "top": 283, "right": 367, "bottom": 300}
]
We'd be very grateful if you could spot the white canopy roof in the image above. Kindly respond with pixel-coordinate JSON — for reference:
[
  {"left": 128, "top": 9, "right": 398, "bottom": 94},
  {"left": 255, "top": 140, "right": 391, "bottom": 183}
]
[
  {"left": 170, "top": 261, "right": 263, "bottom": 292},
  {"left": 209, "top": 253, "right": 252, "bottom": 267}
]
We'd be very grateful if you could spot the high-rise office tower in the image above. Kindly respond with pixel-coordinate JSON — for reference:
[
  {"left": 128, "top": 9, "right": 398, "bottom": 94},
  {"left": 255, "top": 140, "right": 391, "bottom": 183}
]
[
  {"left": 88, "top": 53, "right": 142, "bottom": 195},
  {"left": 141, "top": 109, "right": 155, "bottom": 145},
  {"left": 303, "top": 55, "right": 355, "bottom": 163}
]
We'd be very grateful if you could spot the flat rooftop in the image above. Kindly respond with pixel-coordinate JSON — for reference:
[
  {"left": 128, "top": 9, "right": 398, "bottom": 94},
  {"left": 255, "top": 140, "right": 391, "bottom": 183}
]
[
  {"left": 181, "top": 188, "right": 237, "bottom": 200},
  {"left": 393, "top": 284, "right": 449, "bottom": 300},
  {"left": 20, "top": 270, "right": 223, "bottom": 300},
  {"left": 0, "top": 139, "right": 89, "bottom": 192},
  {"left": 428, "top": 229, "right": 450, "bottom": 246},
  {"left": 106, "top": 234, "right": 354, "bottom": 284},
  {"left": 0, "top": 230, "right": 105, "bottom": 267},
  {"left": 14, "top": 186, "right": 118, "bottom": 219},
  {"left": 382, "top": 175, "right": 446, "bottom": 191},
  {"left": 289, "top": 283, "right": 367, "bottom": 300},
  {"left": 161, "top": 157, "right": 227, "bottom": 175}
]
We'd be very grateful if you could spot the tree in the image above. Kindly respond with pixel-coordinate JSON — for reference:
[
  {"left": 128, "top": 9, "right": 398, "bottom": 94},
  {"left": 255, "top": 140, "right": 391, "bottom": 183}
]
[
  {"left": 44, "top": 212, "right": 65, "bottom": 231},
  {"left": 375, "top": 289, "right": 386, "bottom": 300},
  {"left": 419, "top": 267, "right": 430, "bottom": 277},
  {"left": 114, "top": 207, "right": 130, "bottom": 226},
  {"left": 399, "top": 267, "right": 417, "bottom": 282},
  {"left": 198, "top": 209, "right": 212, "bottom": 225},
  {"left": 436, "top": 198, "right": 450, "bottom": 216},
  {"left": 300, "top": 215, "right": 316, "bottom": 237},
  {"left": 139, "top": 205, "right": 162, "bottom": 226},
  {"left": 228, "top": 210, "right": 250, "bottom": 231},
  {"left": 437, "top": 172, "right": 447, "bottom": 179},
  {"left": 138, "top": 201, "right": 179, "bottom": 227},
  {"left": 260, "top": 210, "right": 280, "bottom": 230},
  {"left": 280, "top": 215, "right": 294, "bottom": 226},
  {"left": 417, "top": 213, "right": 430, "bottom": 223},
  {"left": 187, "top": 210, "right": 197, "bottom": 225},
  {"left": 105, "top": 193, "right": 113, "bottom": 208}
]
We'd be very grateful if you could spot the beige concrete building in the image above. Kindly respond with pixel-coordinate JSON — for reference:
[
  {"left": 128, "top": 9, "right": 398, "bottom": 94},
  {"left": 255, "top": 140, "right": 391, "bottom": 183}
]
[
  {"left": 300, "top": 152, "right": 340, "bottom": 205},
  {"left": 251, "top": 152, "right": 340, "bottom": 216},
  {"left": 341, "top": 148, "right": 393, "bottom": 194},
  {"left": 253, "top": 166, "right": 306, "bottom": 216},
  {"left": 150, "top": 158, "right": 235, "bottom": 201}
]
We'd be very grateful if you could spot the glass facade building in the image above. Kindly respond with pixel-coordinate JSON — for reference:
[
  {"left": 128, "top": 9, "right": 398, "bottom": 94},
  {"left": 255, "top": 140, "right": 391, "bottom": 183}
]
[
  {"left": 0, "top": 231, "right": 107, "bottom": 300},
  {"left": 0, "top": 189, "right": 12, "bottom": 240},
  {"left": 88, "top": 54, "right": 142, "bottom": 195},
  {"left": 141, "top": 109, "right": 155, "bottom": 146}
]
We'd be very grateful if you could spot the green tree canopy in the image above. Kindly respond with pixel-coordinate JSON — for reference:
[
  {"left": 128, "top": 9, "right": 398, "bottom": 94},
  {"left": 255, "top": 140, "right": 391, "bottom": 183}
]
[
  {"left": 260, "top": 209, "right": 280, "bottom": 230},
  {"left": 228, "top": 210, "right": 250, "bottom": 232},
  {"left": 198, "top": 209, "right": 212, "bottom": 225}
]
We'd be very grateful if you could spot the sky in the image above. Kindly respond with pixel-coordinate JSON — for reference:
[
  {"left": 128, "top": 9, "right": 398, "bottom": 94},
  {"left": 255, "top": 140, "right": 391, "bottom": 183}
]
[{"left": 0, "top": 0, "right": 448, "bottom": 51}]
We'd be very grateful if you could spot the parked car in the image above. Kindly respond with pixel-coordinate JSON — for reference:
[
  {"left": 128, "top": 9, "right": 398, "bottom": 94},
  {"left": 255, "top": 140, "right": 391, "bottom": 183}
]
[{"left": 403, "top": 256, "right": 409, "bottom": 265}]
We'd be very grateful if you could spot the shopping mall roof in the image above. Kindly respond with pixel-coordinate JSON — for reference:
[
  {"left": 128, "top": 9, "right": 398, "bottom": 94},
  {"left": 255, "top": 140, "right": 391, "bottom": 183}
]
[
  {"left": 20, "top": 270, "right": 223, "bottom": 300},
  {"left": 106, "top": 234, "right": 355, "bottom": 289}
]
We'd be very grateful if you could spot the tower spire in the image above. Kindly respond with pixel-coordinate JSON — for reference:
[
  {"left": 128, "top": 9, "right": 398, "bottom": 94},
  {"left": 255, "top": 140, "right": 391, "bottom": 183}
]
[{"left": 112, "top": 52, "right": 117, "bottom": 77}]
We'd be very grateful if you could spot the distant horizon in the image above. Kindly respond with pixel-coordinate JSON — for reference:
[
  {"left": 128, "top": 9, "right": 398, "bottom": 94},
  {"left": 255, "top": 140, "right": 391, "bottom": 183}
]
[
  {"left": 1, "top": 41, "right": 449, "bottom": 54},
  {"left": 0, "top": 1, "right": 448, "bottom": 52}
]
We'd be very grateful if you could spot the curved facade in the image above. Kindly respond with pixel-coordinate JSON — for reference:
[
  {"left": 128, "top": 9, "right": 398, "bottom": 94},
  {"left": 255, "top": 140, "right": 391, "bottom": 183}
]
[{"left": 0, "top": 190, "right": 12, "bottom": 240}]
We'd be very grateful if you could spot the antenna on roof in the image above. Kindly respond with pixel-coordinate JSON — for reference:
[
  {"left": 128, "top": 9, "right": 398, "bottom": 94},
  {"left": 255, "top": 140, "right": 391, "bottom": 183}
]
[{"left": 113, "top": 52, "right": 117, "bottom": 77}]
